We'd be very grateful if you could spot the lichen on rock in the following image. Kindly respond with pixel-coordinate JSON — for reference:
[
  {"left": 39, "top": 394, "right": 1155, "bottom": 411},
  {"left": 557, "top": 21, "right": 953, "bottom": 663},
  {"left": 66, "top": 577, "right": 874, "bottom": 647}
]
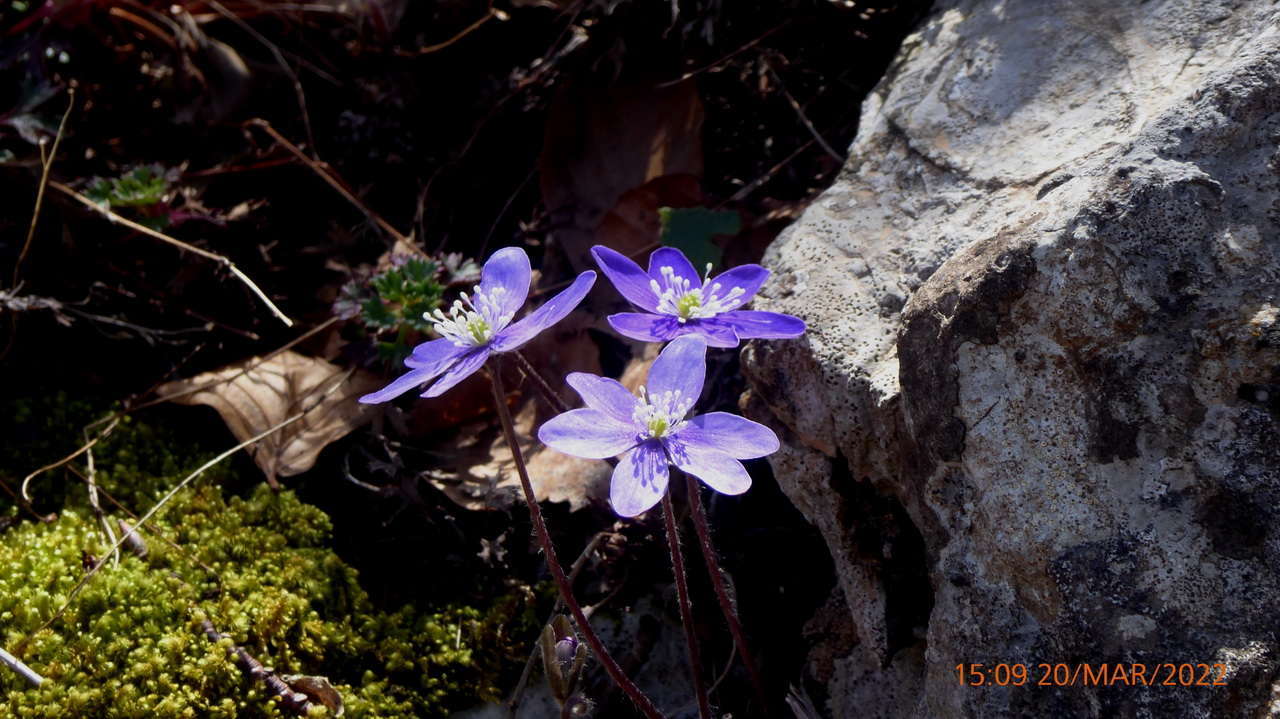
[{"left": 741, "top": 0, "right": 1280, "bottom": 716}]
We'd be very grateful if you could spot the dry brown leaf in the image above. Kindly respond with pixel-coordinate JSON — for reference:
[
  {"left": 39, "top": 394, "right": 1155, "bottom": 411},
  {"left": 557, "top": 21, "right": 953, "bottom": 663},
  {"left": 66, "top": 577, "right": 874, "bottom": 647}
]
[
  {"left": 540, "top": 80, "right": 704, "bottom": 270},
  {"left": 596, "top": 173, "right": 704, "bottom": 254},
  {"left": 158, "top": 351, "right": 382, "bottom": 487}
]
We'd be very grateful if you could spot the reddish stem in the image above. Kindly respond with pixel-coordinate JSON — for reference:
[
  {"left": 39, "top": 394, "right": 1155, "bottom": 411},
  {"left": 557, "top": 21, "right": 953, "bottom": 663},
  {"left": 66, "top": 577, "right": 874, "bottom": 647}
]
[
  {"left": 488, "top": 364, "right": 665, "bottom": 719},
  {"left": 662, "top": 491, "right": 712, "bottom": 719},
  {"left": 686, "top": 473, "right": 772, "bottom": 713}
]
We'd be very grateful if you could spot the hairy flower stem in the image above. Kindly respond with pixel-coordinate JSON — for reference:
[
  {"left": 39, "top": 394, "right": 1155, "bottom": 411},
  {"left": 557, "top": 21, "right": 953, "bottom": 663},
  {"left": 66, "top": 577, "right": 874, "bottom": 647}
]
[
  {"left": 662, "top": 491, "right": 712, "bottom": 719},
  {"left": 686, "top": 473, "right": 771, "bottom": 713},
  {"left": 488, "top": 364, "right": 665, "bottom": 719}
]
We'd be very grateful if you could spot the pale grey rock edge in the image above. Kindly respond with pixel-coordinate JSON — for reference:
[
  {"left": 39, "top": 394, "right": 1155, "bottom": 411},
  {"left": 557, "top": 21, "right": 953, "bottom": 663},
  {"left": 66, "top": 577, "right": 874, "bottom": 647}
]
[{"left": 740, "top": 1, "right": 1280, "bottom": 717}]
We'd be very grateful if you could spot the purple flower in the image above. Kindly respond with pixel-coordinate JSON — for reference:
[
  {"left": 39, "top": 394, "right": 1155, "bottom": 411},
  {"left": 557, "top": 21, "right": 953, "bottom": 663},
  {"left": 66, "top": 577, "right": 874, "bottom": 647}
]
[
  {"left": 590, "top": 245, "right": 806, "bottom": 348},
  {"left": 359, "top": 247, "right": 596, "bottom": 403},
  {"left": 537, "top": 335, "right": 779, "bottom": 517}
]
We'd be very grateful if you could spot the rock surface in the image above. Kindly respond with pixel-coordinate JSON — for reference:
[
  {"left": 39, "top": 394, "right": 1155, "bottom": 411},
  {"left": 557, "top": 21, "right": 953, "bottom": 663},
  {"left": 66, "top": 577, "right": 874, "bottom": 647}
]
[{"left": 741, "top": 1, "right": 1280, "bottom": 717}]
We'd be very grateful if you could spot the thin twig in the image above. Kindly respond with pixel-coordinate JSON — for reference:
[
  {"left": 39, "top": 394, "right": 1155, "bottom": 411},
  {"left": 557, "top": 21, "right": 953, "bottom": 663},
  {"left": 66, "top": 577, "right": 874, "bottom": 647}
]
[
  {"left": 49, "top": 181, "right": 294, "bottom": 327},
  {"left": 82, "top": 428, "right": 121, "bottom": 568},
  {"left": 512, "top": 349, "right": 570, "bottom": 414},
  {"left": 0, "top": 646, "right": 43, "bottom": 687},
  {"left": 88, "top": 316, "right": 338, "bottom": 432},
  {"left": 398, "top": 2, "right": 495, "bottom": 55},
  {"left": 22, "top": 316, "right": 336, "bottom": 503},
  {"left": 17, "top": 373, "right": 342, "bottom": 651},
  {"left": 686, "top": 473, "right": 770, "bottom": 713},
  {"left": 12, "top": 88, "right": 73, "bottom": 288},
  {"left": 722, "top": 138, "right": 817, "bottom": 206},
  {"left": 66, "top": 467, "right": 221, "bottom": 577},
  {"left": 479, "top": 164, "right": 537, "bottom": 257},
  {"left": 657, "top": 22, "right": 789, "bottom": 88},
  {"left": 763, "top": 59, "right": 842, "bottom": 162},
  {"left": 203, "top": 0, "right": 318, "bottom": 156},
  {"left": 0, "top": 475, "right": 53, "bottom": 523},
  {"left": 487, "top": 363, "right": 665, "bottom": 719},
  {"left": 245, "top": 119, "right": 413, "bottom": 246},
  {"left": 662, "top": 491, "right": 711, "bottom": 719},
  {"left": 21, "top": 417, "right": 120, "bottom": 502}
]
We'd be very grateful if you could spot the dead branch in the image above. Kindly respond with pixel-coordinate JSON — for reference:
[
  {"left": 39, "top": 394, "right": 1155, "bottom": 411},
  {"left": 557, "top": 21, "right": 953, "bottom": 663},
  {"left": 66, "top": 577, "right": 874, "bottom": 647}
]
[
  {"left": 21, "top": 417, "right": 121, "bottom": 503},
  {"left": 762, "top": 59, "right": 843, "bottom": 162},
  {"left": 11, "top": 89, "right": 74, "bottom": 289},
  {"left": 245, "top": 119, "right": 414, "bottom": 247},
  {"left": 201, "top": 0, "right": 318, "bottom": 156},
  {"left": 49, "top": 181, "right": 294, "bottom": 327}
]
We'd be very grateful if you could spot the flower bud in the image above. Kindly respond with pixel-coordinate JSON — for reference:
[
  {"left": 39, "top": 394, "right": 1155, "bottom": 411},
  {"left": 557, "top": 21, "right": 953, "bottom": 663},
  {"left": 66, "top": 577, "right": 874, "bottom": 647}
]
[{"left": 554, "top": 636, "right": 578, "bottom": 669}]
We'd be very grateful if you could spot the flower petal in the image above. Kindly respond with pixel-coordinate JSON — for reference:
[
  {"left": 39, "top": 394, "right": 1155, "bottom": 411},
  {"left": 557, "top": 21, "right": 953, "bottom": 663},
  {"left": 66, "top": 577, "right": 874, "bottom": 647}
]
[
  {"left": 714, "top": 310, "right": 807, "bottom": 340},
  {"left": 537, "top": 409, "right": 638, "bottom": 459},
  {"left": 705, "top": 264, "right": 769, "bottom": 307},
  {"left": 591, "top": 245, "right": 660, "bottom": 312},
  {"left": 606, "top": 312, "right": 681, "bottom": 343},
  {"left": 678, "top": 412, "right": 779, "bottom": 459},
  {"left": 665, "top": 439, "right": 752, "bottom": 496},
  {"left": 421, "top": 347, "right": 490, "bottom": 398},
  {"left": 359, "top": 367, "right": 436, "bottom": 404},
  {"left": 678, "top": 319, "right": 741, "bottom": 348},
  {"left": 361, "top": 339, "right": 468, "bottom": 403},
  {"left": 565, "top": 373, "right": 638, "bottom": 424},
  {"left": 610, "top": 441, "right": 670, "bottom": 517},
  {"left": 405, "top": 337, "right": 467, "bottom": 371},
  {"left": 478, "top": 247, "right": 532, "bottom": 323},
  {"left": 645, "top": 334, "right": 706, "bottom": 401},
  {"left": 490, "top": 271, "right": 596, "bottom": 352},
  {"left": 648, "top": 247, "right": 702, "bottom": 289}
]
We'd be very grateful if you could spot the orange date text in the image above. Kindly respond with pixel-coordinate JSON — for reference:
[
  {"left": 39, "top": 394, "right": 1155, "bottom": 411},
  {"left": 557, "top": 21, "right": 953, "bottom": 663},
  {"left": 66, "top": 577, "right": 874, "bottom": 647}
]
[{"left": 954, "top": 663, "right": 1228, "bottom": 687}]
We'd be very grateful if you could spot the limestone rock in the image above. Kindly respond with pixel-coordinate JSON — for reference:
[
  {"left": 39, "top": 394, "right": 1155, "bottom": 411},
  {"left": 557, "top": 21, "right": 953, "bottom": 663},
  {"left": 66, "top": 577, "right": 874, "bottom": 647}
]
[{"left": 741, "top": 1, "right": 1280, "bottom": 716}]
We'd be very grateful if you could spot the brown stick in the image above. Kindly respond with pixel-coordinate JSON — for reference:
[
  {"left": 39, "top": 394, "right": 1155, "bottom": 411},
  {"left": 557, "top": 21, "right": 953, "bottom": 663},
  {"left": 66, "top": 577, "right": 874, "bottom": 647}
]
[
  {"left": 487, "top": 364, "right": 665, "bottom": 719},
  {"left": 49, "top": 181, "right": 294, "bottom": 327},
  {"left": 11, "top": 89, "right": 73, "bottom": 288},
  {"left": 512, "top": 349, "right": 570, "bottom": 414},
  {"left": 200, "top": 619, "right": 313, "bottom": 714},
  {"left": 245, "top": 119, "right": 413, "bottom": 247}
]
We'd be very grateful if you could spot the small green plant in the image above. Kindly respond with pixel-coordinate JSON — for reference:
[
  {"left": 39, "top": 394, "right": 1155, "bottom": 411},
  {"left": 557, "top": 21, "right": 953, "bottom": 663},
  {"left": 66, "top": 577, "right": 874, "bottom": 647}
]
[
  {"left": 84, "top": 165, "right": 180, "bottom": 230},
  {"left": 86, "top": 164, "right": 176, "bottom": 208},
  {"left": 335, "top": 254, "right": 480, "bottom": 365},
  {"left": 356, "top": 257, "right": 446, "bottom": 333}
]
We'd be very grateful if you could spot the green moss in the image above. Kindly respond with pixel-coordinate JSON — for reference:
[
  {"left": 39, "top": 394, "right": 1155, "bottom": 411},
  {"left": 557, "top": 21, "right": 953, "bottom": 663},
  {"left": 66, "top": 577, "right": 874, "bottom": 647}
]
[{"left": 0, "top": 400, "right": 535, "bottom": 717}]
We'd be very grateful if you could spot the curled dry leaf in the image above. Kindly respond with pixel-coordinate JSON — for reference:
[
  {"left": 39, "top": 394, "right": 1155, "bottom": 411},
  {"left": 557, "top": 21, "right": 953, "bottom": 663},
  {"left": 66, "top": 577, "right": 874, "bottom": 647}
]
[
  {"left": 158, "top": 351, "right": 382, "bottom": 487},
  {"left": 281, "top": 675, "right": 344, "bottom": 716}
]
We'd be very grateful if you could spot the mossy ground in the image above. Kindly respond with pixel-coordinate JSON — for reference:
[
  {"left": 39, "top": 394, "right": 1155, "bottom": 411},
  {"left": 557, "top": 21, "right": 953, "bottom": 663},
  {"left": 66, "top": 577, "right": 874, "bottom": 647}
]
[{"left": 1, "top": 396, "right": 540, "bottom": 717}]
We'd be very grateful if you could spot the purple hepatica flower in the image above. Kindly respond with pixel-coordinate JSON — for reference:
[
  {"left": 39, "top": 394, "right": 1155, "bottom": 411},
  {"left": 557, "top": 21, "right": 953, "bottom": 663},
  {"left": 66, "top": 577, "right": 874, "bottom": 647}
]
[
  {"left": 590, "top": 244, "right": 806, "bottom": 348},
  {"left": 359, "top": 247, "right": 596, "bottom": 403},
  {"left": 537, "top": 335, "right": 779, "bottom": 517}
]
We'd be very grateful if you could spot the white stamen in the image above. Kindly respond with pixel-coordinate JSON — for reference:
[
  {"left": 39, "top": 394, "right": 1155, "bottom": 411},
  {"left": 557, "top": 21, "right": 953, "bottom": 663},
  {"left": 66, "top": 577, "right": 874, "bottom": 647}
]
[
  {"left": 631, "top": 385, "right": 695, "bottom": 439},
  {"left": 428, "top": 284, "right": 514, "bottom": 347},
  {"left": 649, "top": 265, "right": 746, "bottom": 323}
]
